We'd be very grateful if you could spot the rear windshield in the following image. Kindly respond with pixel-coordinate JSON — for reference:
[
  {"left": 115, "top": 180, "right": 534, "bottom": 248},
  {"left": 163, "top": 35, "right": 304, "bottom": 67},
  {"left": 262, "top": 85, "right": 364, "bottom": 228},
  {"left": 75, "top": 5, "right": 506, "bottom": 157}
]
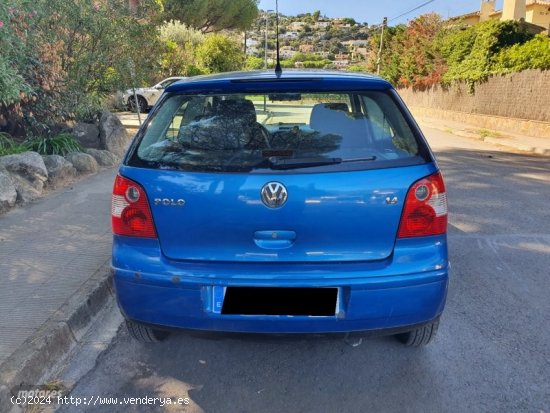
[{"left": 129, "top": 91, "right": 429, "bottom": 173}]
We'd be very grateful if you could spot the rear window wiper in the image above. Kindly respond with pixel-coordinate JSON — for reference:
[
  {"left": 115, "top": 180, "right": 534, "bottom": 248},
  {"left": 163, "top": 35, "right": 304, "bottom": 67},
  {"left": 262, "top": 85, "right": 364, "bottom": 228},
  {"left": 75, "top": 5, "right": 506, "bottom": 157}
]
[
  {"left": 268, "top": 156, "right": 376, "bottom": 170},
  {"left": 269, "top": 156, "right": 341, "bottom": 170},
  {"left": 342, "top": 156, "right": 377, "bottom": 163}
]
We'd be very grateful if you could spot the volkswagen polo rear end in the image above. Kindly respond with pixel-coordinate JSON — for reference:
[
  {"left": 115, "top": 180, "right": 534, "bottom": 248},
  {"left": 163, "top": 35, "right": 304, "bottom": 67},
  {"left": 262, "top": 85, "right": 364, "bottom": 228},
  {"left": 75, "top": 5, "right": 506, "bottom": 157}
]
[{"left": 111, "top": 71, "right": 449, "bottom": 346}]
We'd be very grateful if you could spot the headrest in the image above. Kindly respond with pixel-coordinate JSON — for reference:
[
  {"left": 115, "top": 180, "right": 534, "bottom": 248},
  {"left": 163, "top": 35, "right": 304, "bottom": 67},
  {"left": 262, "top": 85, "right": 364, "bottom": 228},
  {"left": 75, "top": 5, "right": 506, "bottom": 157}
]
[
  {"left": 216, "top": 99, "right": 257, "bottom": 123},
  {"left": 310, "top": 103, "right": 350, "bottom": 133}
]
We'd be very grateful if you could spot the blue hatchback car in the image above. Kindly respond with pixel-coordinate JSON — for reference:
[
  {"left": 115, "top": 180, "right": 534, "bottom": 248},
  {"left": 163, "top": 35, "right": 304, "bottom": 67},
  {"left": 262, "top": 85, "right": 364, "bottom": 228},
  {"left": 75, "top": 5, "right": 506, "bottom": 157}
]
[{"left": 111, "top": 70, "right": 448, "bottom": 346}]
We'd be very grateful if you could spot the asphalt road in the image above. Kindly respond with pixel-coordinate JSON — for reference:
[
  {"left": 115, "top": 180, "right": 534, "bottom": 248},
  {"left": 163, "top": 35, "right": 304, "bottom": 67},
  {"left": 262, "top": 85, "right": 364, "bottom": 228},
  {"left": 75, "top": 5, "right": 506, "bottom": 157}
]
[{"left": 56, "top": 127, "right": 550, "bottom": 413}]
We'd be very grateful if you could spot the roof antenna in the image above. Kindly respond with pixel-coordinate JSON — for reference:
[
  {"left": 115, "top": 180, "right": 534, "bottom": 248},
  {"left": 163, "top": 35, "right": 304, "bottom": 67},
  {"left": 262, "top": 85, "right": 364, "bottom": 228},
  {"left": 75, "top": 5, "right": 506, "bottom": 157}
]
[{"left": 274, "top": 0, "right": 282, "bottom": 77}]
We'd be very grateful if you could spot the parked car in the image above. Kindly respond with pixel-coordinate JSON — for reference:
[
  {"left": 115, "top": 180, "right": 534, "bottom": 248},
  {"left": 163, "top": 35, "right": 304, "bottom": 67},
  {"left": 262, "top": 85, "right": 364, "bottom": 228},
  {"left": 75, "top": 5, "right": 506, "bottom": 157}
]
[
  {"left": 111, "top": 70, "right": 449, "bottom": 346},
  {"left": 122, "top": 76, "right": 186, "bottom": 113}
]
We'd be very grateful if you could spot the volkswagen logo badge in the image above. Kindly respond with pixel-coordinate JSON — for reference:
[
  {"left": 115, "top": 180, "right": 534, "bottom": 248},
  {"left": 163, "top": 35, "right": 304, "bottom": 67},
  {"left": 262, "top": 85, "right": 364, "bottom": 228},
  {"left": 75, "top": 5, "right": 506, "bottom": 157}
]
[{"left": 261, "top": 182, "right": 288, "bottom": 208}]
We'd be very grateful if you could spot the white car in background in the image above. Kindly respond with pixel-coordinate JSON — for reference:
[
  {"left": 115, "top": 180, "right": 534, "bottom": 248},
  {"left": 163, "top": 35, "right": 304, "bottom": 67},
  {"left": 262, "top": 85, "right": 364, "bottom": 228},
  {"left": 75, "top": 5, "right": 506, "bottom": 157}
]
[{"left": 123, "top": 77, "right": 186, "bottom": 113}]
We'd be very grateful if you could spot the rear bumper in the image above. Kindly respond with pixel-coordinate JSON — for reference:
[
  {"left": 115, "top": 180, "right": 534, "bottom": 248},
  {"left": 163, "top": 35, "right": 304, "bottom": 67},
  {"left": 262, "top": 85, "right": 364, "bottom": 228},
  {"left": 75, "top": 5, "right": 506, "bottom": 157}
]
[{"left": 112, "top": 235, "right": 449, "bottom": 334}]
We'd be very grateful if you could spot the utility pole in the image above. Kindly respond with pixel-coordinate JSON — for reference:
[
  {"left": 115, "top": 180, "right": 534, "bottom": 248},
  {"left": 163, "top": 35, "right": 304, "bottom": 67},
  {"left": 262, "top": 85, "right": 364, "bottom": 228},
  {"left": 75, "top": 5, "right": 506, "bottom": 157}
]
[{"left": 376, "top": 17, "right": 387, "bottom": 76}]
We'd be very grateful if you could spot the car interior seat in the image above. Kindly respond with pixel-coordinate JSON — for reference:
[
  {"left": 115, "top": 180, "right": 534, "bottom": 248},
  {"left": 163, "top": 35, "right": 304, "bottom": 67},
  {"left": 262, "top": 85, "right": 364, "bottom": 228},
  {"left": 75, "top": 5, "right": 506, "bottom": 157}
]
[
  {"left": 309, "top": 103, "right": 371, "bottom": 151},
  {"left": 215, "top": 99, "right": 269, "bottom": 149}
]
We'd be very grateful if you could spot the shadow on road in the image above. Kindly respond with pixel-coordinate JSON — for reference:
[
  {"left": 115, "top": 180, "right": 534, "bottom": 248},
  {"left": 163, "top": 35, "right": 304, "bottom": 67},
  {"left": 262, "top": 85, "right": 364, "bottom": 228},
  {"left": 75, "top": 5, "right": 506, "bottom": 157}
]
[{"left": 434, "top": 148, "right": 550, "bottom": 236}]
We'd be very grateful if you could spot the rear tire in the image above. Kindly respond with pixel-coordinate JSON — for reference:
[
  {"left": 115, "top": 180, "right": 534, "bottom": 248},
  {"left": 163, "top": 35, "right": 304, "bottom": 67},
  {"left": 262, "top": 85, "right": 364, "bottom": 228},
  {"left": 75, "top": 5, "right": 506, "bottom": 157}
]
[
  {"left": 396, "top": 319, "right": 439, "bottom": 347},
  {"left": 126, "top": 320, "right": 169, "bottom": 343}
]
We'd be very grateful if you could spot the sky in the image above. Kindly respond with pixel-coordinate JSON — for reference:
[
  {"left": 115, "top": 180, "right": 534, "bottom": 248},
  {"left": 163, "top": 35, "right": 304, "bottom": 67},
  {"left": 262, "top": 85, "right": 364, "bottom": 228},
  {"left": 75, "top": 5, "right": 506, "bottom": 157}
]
[{"left": 258, "top": 0, "right": 506, "bottom": 25}]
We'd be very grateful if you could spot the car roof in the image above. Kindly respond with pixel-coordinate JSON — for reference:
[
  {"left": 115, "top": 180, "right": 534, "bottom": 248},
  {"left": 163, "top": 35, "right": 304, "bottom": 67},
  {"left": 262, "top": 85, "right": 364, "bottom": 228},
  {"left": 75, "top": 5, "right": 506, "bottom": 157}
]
[{"left": 166, "top": 70, "right": 392, "bottom": 94}]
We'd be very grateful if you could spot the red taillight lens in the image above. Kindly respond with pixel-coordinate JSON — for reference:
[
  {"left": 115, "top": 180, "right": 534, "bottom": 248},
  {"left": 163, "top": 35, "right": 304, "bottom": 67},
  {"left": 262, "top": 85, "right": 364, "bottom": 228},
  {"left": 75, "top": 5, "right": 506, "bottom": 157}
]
[
  {"left": 398, "top": 171, "right": 448, "bottom": 238},
  {"left": 111, "top": 175, "right": 157, "bottom": 238}
]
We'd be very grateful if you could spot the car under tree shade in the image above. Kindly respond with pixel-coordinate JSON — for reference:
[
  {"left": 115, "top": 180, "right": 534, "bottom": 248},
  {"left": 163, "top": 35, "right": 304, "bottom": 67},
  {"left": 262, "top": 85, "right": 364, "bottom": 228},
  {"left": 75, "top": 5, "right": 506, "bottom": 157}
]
[{"left": 111, "top": 70, "right": 449, "bottom": 346}]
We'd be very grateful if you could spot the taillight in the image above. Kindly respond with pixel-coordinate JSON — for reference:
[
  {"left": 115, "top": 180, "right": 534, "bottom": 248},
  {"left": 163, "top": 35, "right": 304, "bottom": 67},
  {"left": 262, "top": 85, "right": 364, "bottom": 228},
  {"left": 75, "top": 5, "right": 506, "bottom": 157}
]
[
  {"left": 398, "top": 171, "right": 448, "bottom": 238},
  {"left": 111, "top": 175, "right": 157, "bottom": 238}
]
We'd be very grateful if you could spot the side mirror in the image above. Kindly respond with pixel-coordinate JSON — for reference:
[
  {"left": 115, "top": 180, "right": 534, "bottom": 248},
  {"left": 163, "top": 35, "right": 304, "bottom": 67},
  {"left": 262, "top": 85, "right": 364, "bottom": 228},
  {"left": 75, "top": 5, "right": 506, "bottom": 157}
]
[{"left": 154, "top": 84, "right": 164, "bottom": 90}]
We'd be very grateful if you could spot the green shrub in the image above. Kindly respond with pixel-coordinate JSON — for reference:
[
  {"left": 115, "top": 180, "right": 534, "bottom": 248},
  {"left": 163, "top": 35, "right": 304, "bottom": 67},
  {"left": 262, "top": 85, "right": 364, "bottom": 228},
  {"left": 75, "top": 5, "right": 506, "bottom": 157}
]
[
  {"left": 71, "top": 94, "right": 104, "bottom": 124},
  {"left": 246, "top": 56, "right": 265, "bottom": 70},
  {"left": 441, "top": 20, "right": 533, "bottom": 85},
  {"left": 183, "top": 64, "right": 207, "bottom": 76},
  {"left": 346, "top": 64, "right": 369, "bottom": 73},
  {"left": 0, "top": 0, "right": 163, "bottom": 138},
  {"left": 0, "top": 132, "right": 27, "bottom": 156},
  {"left": 25, "top": 133, "right": 83, "bottom": 156},
  {"left": 494, "top": 34, "right": 550, "bottom": 72}
]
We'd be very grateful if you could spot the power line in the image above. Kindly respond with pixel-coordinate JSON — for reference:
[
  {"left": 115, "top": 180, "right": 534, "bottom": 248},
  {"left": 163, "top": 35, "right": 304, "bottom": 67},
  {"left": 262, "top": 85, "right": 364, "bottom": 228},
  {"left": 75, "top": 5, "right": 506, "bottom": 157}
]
[{"left": 388, "top": 0, "right": 437, "bottom": 22}]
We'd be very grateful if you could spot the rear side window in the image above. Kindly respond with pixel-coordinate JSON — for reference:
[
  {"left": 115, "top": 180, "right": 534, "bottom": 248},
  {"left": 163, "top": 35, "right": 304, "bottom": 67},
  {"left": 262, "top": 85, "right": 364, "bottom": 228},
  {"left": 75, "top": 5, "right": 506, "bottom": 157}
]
[{"left": 130, "top": 91, "right": 428, "bottom": 173}]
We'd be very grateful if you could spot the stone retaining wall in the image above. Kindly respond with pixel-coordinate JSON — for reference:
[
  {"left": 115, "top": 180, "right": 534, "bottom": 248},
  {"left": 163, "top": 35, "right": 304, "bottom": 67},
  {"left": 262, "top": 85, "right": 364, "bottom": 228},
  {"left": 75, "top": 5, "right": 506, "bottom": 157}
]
[
  {"left": 398, "top": 70, "right": 550, "bottom": 122},
  {"left": 398, "top": 70, "right": 550, "bottom": 137}
]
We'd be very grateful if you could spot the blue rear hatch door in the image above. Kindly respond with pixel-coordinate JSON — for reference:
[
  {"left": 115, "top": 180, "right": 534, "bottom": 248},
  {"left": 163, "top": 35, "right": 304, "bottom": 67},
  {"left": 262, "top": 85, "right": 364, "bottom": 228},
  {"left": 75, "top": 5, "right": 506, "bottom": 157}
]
[{"left": 121, "top": 163, "right": 436, "bottom": 262}]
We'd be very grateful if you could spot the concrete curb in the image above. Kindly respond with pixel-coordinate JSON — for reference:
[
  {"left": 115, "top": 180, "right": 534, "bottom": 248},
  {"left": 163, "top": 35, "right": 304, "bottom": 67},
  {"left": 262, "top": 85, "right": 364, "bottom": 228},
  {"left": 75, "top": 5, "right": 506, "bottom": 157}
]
[
  {"left": 482, "top": 136, "right": 550, "bottom": 156},
  {"left": 0, "top": 263, "right": 114, "bottom": 413}
]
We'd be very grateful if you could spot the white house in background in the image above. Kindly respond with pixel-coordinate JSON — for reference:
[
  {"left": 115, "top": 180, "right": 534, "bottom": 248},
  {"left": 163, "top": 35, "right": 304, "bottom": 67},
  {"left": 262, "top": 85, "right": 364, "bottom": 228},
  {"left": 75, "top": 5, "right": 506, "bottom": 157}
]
[
  {"left": 281, "top": 31, "right": 299, "bottom": 39},
  {"left": 299, "top": 44, "right": 316, "bottom": 53},
  {"left": 342, "top": 40, "right": 368, "bottom": 47},
  {"left": 332, "top": 60, "right": 350, "bottom": 68},
  {"left": 245, "top": 38, "right": 259, "bottom": 55},
  {"left": 280, "top": 46, "right": 297, "bottom": 59},
  {"left": 332, "top": 18, "right": 353, "bottom": 29},
  {"left": 281, "top": 50, "right": 297, "bottom": 59},
  {"left": 451, "top": 0, "right": 550, "bottom": 32},
  {"left": 352, "top": 47, "right": 368, "bottom": 60},
  {"left": 314, "top": 21, "right": 331, "bottom": 29},
  {"left": 335, "top": 52, "right": 351, "bottom": 60}
]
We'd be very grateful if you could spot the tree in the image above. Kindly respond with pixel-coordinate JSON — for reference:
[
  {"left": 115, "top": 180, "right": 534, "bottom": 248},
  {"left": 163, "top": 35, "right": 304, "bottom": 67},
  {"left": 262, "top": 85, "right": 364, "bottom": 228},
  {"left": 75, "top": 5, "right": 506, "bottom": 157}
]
[
  {"left": 398, "top": 13, "right": 446, "bottom": 88},
  {"left": 312, "top": 10, "right": 321, "bottom": 22},
  {"left": 0, "top": 3, "right": 32, "bottom": 108},
  {"left": 367, "top": 24, "right": 406, "bottom": 85},
  {"left": 161, "top": 0, "right": 259, "bottom": 33},
  {"left": 195, "top": 34, "right": 245, "bottom": 73},
  {"left": 159, "top": 21, "right": 205, "bottom": 76}
]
